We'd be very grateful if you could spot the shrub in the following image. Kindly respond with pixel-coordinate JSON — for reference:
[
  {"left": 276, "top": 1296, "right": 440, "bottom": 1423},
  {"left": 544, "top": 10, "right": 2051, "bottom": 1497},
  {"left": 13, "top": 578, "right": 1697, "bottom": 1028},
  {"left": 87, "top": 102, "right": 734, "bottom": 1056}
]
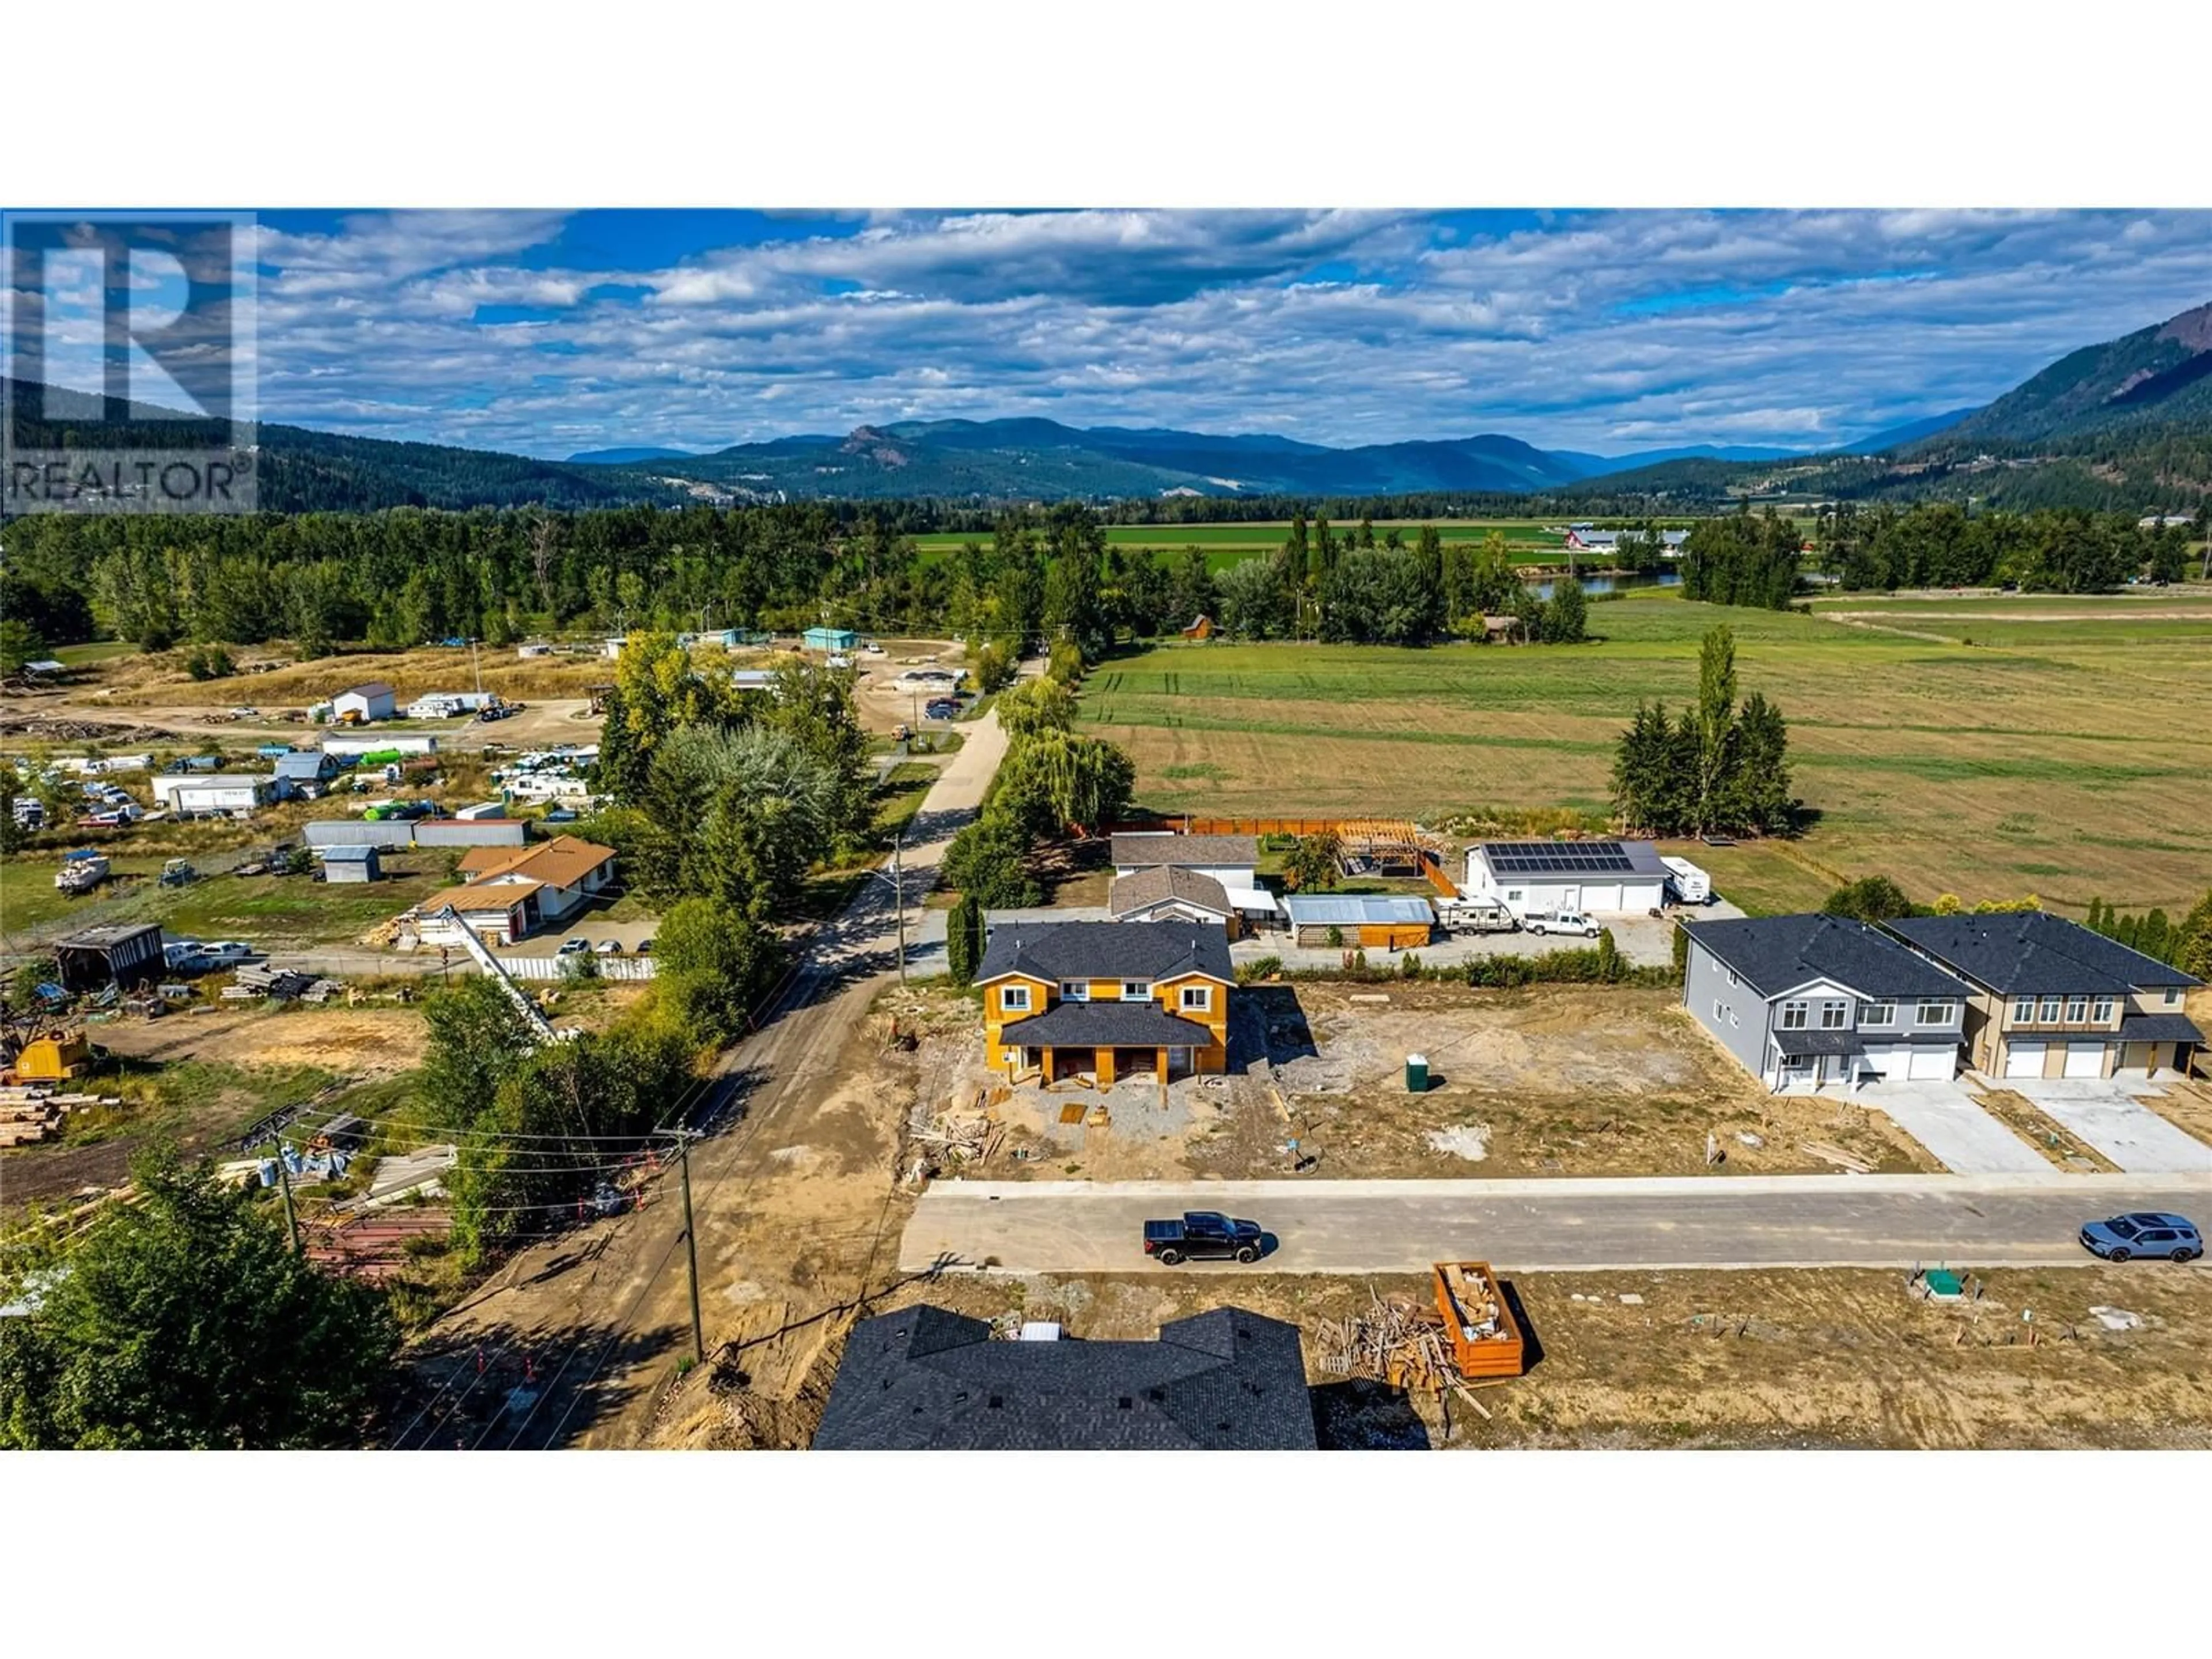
[{"left": 1236, "top": 955, "right": 1283, "bottom": 984}]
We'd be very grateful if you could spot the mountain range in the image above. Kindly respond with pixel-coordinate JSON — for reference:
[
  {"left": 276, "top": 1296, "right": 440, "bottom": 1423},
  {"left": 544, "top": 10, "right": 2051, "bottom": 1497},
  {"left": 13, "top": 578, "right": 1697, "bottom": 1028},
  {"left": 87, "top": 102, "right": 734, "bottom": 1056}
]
[{"left": 7, "top": 300, "right": 2207, "bottom": 513}]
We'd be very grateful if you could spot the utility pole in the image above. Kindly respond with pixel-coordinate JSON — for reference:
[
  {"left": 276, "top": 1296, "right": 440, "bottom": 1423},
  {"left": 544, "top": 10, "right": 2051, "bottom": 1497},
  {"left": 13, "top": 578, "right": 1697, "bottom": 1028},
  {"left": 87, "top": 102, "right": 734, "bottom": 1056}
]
[
  {"left": 268, "top": 1132, "right": 301, "bottom": 1255},
  {"left": 892, "top": 828, "right": 907, "bottom": 986},
  {"left": 677, "top": 1132, "right": 704, "bottom": 1368}
]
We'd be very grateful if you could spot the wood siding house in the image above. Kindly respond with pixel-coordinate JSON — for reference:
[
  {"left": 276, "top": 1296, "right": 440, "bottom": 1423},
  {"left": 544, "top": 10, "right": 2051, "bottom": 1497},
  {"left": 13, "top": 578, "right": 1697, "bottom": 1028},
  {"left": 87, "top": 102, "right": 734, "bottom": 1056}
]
[{"left": 978, "top": 921, "right": 1233, "bottom": 1086}]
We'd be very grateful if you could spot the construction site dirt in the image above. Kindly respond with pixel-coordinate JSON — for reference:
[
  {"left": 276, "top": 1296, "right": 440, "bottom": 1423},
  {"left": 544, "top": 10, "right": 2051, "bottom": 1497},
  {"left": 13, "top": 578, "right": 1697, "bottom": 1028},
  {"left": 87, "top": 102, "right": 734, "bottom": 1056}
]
[{"left": 888, "top": 980, "right": 1936, "bottom": 1185}]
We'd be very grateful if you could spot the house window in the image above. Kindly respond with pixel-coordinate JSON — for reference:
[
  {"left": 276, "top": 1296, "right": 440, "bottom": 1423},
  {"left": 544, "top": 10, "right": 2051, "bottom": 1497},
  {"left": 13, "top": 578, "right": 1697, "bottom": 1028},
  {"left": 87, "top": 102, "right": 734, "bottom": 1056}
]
[
  {"left": 1179, "top": 985, "right": 1211, "bottom": 1013},
  {"left": 1505, "top": 888, "right": 1524, "bottom": 903},
  {"left": 1713, "top": 999, "right": 1726, "bottom": 1023},
  {"left": 1120, "top": 981, "right": 1152, "bottom": 1002},
  {"left": 1059, "top": 982, "right": 1090, "bottom": 1002},
  {"left": 1729, "top": 1009, "right": 1740, "bottom": 1028},
  {"left": 1861, "top": 1001, "right": 1895, "bottom": 1028},
  {"left": 2039, "top": 995, "right": 2062, "bottom": 1022},
  {"left": 1915, "top": 999, "right": 1954, "bottom": 1027},
  {"left": 2166, "top": 988, "right": 2182, "bottom": 1006},
  {"left": 2012, "top": 995, "right": 2035, "bottom": 1024},
  {"left": 2092, "top": 996, "right": 2115, "bottom": 1022},
  {"left": 1819, "top": 1000, "right": 1849, "bottom": 1030},
  {"left": 2064, "top": 995, "right": 2088, "bottom": 1023},
  {"left": 1725, "top": 968, "right": 1739, "bottom": 988},
  {"left": 1001, "top": 986, "right": 1031, "bottom": 1013},
  {"left": 1778, "top": 1000, "right": 1809, "bottom": 1030}
]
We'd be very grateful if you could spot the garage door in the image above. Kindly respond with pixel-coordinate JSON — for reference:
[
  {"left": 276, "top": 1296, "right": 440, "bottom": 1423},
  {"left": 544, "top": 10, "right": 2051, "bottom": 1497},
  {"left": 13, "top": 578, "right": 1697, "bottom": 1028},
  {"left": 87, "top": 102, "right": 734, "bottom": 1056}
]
[
  {"left": 2005, "top": 1041, "right": 2046, "bottom": 1078},
  {"left": 2063, "top": 1041, "right": 2107, "bottom": 1079},
  {"left": 1908, "top": 1046, "right": 1954, "bottom": 1081},
  {"left": 1580, "top": 884, "right": 1622, "bottom": 913},
  {"left": 1863, "top": 1047, "right": 1910, "bottom": 1080}
]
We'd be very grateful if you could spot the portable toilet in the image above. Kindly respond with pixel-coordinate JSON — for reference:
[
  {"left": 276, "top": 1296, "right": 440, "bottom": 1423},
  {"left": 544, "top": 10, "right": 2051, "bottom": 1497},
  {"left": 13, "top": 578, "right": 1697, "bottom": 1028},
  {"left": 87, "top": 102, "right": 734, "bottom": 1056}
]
[{"left": 1406, "top": 1053, "right": 1429, "bottom": 1093}]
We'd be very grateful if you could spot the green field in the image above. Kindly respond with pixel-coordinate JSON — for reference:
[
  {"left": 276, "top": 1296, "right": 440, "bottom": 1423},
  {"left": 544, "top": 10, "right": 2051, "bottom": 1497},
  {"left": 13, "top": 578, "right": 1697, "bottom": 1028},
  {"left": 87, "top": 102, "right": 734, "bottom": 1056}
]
[
  {"left": 1078, "top": 588, "right": 2212, "bottom": 916},
  {"left": 910, "top": 518, "right": 1583, "bottom": 569},
  {"left": 0, "top": 851, "right": 457, "bottom": 948}
]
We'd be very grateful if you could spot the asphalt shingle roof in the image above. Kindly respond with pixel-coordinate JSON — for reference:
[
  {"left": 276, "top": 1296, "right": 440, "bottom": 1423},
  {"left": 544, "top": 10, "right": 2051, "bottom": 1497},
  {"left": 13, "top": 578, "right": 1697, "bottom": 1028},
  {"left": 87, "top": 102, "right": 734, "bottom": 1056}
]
[
  {"left": 1107, "top": 865, "right": 1233, "bottom": 918},
  {"left": 812, "top": 1305, "right": 1317, "bottom": 1450},
  {"left": 999, "top": 1002, "right": 1218, "bottom": 1050},
  {"left": 1887, "top": 912, "right": 2204, "bottom": 994},
  {"left": 1109, "top": 833, "right": 1259, "bottom": 870},
  {"left": 2115, "top": 1013, "right": 2203, "bottom": 1044},
  {"left": 1684, "top": 914, "right": 1971, "bottom": 1001},
  {"left": 978, "top": 921, "right": 1233, "bottom": 986}
]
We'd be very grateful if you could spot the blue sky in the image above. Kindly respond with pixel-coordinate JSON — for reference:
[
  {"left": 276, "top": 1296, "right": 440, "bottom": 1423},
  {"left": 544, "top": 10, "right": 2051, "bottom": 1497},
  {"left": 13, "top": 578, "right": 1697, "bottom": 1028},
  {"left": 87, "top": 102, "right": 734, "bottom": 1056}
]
[{"left": 190, "top": 209, "right": 2212, "bottom": 456}]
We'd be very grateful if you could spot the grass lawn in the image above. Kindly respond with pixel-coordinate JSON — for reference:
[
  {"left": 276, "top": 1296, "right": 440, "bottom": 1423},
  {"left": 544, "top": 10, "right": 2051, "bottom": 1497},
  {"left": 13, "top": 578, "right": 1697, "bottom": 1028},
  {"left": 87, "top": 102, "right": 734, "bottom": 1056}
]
[
  {"left": 1078, "top": 589, "right": 2212, "bottom": 915},
  {"left": 1, "top": 851, "right": 457, "bottom": 947}
]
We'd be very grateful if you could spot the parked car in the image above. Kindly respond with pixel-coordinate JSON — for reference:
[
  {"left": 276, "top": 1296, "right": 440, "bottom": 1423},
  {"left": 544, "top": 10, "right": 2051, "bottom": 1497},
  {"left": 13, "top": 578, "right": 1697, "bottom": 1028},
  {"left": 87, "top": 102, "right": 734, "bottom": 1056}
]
[
  {"left": 557, "top": 937, "right": 589, "bottom": 956},
  {"left": 2079, "top": 1213, "right": 2202, "bottom": 1263},
  {"left": 229, "top": 706, "right": 259, "bottom": 717},
  {"left": 1142, "top": 1211, "right": 1266, "bottom": 1266},
  {"left": 593, "top": 939, "right": 623, "bottom": 955},
  {"left": 635, "top": 938, "right": 654, "bottom": 956},
  {"left": 1522, "top": 908, "right": 1600, "bottom": 938},
  {"left": 924, "top": 699, "right": 960, "bottom": 720},
  {"left": 825, "top": 652, "right": 853, "bottom": 669}
]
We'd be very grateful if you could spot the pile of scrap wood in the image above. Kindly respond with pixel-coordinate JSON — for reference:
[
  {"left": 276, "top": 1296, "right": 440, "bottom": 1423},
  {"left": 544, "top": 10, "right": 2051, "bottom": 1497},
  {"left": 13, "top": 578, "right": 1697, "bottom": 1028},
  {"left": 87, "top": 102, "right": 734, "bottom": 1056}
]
[
  {"left": 1799, "top": 1138, "right": 1874, "bottom": 1175},
  {"left": 229, "top": 964, "right": 339, "bottom": 1003},
  {"left": 914, "top": 1104, "right": 1003, "bottom": 1165},
  {"left": 1313, "top": 1287, "right": 1458, "bottom": 1393},
  {"left": 0, "top": 1084, "right": 119, "bottom": 1146}
]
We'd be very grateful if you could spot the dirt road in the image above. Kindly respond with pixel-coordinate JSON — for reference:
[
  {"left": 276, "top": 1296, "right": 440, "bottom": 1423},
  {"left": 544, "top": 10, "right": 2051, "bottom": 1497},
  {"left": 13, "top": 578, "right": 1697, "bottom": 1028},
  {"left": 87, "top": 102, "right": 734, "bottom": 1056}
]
[
  {"left": 899, "top": 1172, "right": 2212, "bottom": 1274},
  {"left": 395, "top": 696, "right": 1014, "bottom": 1449}
]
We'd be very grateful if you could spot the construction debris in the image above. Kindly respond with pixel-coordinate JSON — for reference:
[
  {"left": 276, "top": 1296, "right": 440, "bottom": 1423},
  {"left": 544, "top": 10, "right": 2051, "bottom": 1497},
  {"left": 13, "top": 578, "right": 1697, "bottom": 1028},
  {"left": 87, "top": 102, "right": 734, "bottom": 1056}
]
[
  {"left": 1314, "top": 1287, "right": 1459, "bottom": 1393},
  {"left": 2088, "top": 1305, "right": 2143, "bottom": 1332},
  {"left": 913, "top": 1097, "right": 1003, "bottom": 1166},
  {"left": 1799, "top": 1139, "right": 1875, "bottom": 1175}
]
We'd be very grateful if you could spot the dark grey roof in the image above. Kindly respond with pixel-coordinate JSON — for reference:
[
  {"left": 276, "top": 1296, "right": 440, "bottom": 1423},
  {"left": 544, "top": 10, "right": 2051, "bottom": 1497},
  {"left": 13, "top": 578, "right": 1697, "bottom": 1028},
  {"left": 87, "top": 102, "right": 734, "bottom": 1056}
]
[
  {"left": 339, "top": 681, "right": 393, "bottom": 699},
  {"left": 1685, "top": 914, "right": 1971, "bottom": 1001},
  {"left": 2116, "top": 1013, "right": 2203, "bottom": 1044},
  {"left": 1475, "top": 839, "right": 1669, "bottom": 878},
  {"left": 56, "top": 923, "right": 164, "bottom": 951},
  {"left": 1888, "top": 912, "right": 2203, "bottom": 994},
  {"left": 1000, "top": 1002, "right": 1219, "bottom": 1050},
  {"left": 1771, "top": 1028, "right": 1899, "bottom": 1055},
  {"left": 1109, "top": 833, "right": 1258, "bottom": 870},
  {"left": 1108, "top": 865, "right": 1232, "bottom": 918},
  {"left": 978, "top": 921, "right": 1233, "bottom": 986},
  {"left": 812, "top": 1305, "right": 1317, "bottom": 1450}
]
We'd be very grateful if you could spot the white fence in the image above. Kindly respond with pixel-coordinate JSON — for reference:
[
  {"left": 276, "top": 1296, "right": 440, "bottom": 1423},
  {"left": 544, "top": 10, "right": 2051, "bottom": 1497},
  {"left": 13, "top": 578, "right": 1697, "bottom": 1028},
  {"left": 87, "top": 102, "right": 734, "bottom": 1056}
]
[{"left": 495, "top": 953, "right": 657, "bottom": 981}]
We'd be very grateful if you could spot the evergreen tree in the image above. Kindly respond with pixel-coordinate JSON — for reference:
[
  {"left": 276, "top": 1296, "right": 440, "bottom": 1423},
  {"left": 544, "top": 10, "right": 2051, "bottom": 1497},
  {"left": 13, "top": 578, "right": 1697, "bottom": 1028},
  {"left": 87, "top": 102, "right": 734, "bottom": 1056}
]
[
  {"left": 1726, "top": 691, "right": 1794, "bottom": 834},
  {"left": 947, "top": 891, "right": 984, "bottom": 987},
  {"left": 1692, "top": 625, "right": 1738, "bottom": 836}
]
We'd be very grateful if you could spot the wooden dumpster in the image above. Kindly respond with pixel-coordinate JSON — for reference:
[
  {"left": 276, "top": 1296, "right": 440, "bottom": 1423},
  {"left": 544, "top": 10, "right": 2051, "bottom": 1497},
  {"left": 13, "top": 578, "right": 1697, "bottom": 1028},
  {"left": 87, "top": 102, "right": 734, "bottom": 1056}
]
[{"left": 1433, "top": 1260, "right": 1526, "bottom": 1380}]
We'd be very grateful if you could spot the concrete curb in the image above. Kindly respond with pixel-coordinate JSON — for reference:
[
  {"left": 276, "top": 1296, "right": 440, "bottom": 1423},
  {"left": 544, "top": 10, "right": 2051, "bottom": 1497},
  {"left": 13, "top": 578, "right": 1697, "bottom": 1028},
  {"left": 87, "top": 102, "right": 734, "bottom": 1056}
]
[{"left": 927, "top": 1172, "right": 2212, "bottom": 1201}]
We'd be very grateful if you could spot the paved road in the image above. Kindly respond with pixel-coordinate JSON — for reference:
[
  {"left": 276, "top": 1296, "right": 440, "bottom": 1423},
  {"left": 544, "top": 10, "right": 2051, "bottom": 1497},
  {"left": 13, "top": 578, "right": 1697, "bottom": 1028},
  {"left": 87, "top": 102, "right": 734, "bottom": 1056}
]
[
  {"left": 899, "top": 1173, "right": 2212, "bottom": 1275},
  {"left": 415, "top": 688, "right": 1019, "bottom": 1449}
]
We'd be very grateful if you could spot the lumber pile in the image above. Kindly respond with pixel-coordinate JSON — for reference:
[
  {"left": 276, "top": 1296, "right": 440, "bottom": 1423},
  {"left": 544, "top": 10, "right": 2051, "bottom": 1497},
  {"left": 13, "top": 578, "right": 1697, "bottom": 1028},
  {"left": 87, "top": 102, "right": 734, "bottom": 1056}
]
[
  {"left": 1314, "top": 1289, "right": 1458, "bottom": 1393},
  {"left": 1799, "top": 1138, "right": 1875, "bottom": 1175},
  {"left": 914, "top": 1105, "right": 1002, "bottom": 1164},
  {"left": 0, "top": 1085, "right": 119, "bottom": 1146}
]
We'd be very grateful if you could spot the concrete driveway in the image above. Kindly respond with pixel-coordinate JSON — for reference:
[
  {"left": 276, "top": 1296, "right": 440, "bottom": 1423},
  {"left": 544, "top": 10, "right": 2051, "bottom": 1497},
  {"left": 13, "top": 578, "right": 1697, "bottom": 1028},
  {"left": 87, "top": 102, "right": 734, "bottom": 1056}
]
[
  {"left": 2010, "top": 1081, "right": 2212, "bottom": 1175},
  {"left": 899, "top": 1172, "right": 2212, "bottom": 1275},
  {"left": 1854, "top": 1080, "right": 2052, "bottom": 1175}
]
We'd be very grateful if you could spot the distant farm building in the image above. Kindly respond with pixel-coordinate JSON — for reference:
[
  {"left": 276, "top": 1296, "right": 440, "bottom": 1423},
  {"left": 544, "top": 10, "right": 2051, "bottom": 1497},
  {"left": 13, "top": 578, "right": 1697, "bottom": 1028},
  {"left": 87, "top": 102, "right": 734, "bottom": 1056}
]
[
  {"left": 802, "top": 626, "right": 857, "bottom": 653},
  {"left": 148, "top": 774, "right": 275, "bottom": 816},
  {"left": 54, "top": 923, "right": 165, "bottom": 993},
  {"left": 1180, "top": 613, "right": 1215, "bottom": 641},
  {"left": 1562, "top": 527, "right": 1689, "bottom": 555},
  {"left": 332, "top": 683, "right": 396, "bottom": 723},
  {"left": 317, "top": 844, "right": 382, "bottom": 883}
]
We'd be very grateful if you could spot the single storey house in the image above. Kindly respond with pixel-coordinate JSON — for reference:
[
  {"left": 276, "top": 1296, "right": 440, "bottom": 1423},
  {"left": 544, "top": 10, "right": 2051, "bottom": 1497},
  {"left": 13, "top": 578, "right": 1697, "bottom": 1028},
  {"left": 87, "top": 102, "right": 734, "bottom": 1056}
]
[
  {"left": 979, "top": 920, "right": 1232, "bottom": 1086},
  {"left": 1465, "top": 839, "right": 1670, "bottom": 916},
  {"left": 332, "top": 682, "right": 396, "bottom": 723},
  {"left": 412, "top": 883, "right": 537, "bottom": 948},
  {"left": 1107, "top": 864, "right": 1243, "bottom": 934},
  {"left": 1282, "top": 893, "right": 1434, "bottom": 949},
  {"left": 1885, "top": 911, "right": 2203, "bottom": 1081},
  {"left": 454, "top": 835, "right": 616, "bottom": 926},
  {"left": 802, "top": 626, "right": 857, "bottom": 653},
  {"left": 1110, "top": 831, "right": 1277, "bottom": 932},
  {"left": 812, "top": 1305, "right": 1316, "bottom": 1450},
  {"left": 1683, "top": 914, "right": 1972, "bottom": 1092}
]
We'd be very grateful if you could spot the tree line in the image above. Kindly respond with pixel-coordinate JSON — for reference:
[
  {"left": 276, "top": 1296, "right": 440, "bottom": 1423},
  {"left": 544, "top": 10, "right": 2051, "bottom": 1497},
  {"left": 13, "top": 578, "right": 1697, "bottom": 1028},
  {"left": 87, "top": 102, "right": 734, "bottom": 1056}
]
[{"left": 1813, "top": 501, "right": 2202, "bottom": 593}]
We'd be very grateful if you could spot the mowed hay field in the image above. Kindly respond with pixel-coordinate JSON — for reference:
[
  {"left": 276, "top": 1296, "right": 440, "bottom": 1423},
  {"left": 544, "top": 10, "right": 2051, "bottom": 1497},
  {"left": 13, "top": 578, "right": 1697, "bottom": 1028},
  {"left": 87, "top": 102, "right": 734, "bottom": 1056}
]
[
  {"left": 1080, "top": 589, "right": 2212, "bottom": 915},
  {"left": 911, "top": 519, "right": 1581, "bottom": 570}
]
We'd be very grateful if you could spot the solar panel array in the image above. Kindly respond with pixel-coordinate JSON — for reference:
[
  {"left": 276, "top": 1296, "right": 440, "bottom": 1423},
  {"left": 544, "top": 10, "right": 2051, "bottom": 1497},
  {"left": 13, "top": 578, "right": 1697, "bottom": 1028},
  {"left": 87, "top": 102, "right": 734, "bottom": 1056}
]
[{"left": 1483, "top": 841, "right": 1635, "bottom": 875}]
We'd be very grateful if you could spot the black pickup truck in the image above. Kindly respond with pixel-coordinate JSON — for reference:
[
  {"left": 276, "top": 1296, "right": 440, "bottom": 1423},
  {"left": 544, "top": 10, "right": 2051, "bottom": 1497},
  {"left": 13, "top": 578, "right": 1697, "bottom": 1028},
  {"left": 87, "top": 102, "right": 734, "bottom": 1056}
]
[{"left": 1142, "top": 1211, "right": 1265, "bottom": 1266}]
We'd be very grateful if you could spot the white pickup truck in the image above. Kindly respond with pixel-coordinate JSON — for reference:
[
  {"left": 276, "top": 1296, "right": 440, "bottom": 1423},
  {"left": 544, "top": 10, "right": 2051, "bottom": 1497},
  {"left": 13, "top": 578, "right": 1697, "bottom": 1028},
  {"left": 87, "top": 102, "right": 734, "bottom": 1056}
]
[{"left": 1522, "top": 908, "right": 1601, "bottom": 938}]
